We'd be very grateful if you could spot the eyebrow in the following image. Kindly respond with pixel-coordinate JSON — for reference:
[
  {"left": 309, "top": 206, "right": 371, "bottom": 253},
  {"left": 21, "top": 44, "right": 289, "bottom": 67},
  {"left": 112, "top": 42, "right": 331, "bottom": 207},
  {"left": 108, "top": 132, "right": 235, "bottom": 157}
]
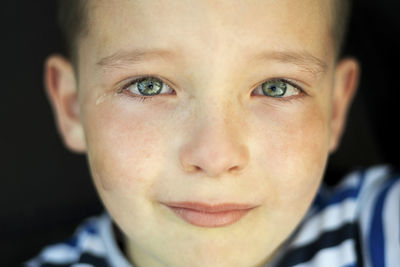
[
  {"left": 96, "top": 48, "right": 176, "bottom": 69},
  {"left": 97, "top": 47, "right": 328, "bottom": 75},
  {"left": 252, "top": 50, "right": 328, "bottom": 75}
]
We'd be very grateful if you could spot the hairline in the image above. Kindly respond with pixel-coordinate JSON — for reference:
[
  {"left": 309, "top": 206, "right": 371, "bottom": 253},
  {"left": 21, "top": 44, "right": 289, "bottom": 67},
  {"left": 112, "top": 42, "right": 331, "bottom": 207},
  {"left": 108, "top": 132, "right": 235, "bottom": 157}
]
[{"left": 60, "top": 0, "right": 352, "bottom": 67}]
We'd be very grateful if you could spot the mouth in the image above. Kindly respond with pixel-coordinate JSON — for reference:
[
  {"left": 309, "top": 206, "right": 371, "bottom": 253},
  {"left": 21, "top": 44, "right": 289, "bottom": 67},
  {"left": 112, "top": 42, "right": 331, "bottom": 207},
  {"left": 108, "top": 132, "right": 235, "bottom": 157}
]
[{"left": 162, "top": 202, "right": 257, "bottom": 228}]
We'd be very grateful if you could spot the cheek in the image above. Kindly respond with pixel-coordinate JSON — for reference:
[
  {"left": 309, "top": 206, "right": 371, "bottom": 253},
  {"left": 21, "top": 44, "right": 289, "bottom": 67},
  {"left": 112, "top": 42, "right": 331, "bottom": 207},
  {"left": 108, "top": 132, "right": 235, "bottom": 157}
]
[
  {"left": 83, "top": 100, "right": 166, "bottom": 193},
  {"left": 285, "top": 108, "right": 329, "bottom": 197},
  {"left": 284, "top": 107, "right": 329, "bottom": 175},
  {"left": 253, "top": 100, "right": 330, "bottom": 207}
]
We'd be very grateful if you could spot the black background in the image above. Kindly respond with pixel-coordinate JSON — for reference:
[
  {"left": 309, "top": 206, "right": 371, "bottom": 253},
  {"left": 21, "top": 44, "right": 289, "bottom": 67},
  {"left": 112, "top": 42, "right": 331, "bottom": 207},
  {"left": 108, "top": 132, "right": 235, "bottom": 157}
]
[{"left": 2, "top": 1, "right": 400, "bottom": 266}]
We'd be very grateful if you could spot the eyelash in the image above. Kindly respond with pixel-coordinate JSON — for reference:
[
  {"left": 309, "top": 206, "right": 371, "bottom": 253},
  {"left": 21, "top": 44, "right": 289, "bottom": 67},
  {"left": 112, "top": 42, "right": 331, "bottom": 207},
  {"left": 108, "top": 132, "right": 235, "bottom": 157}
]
[
  {"left": 119, "top": 76, "right": 306, "bottom": 103},
  {"left": 255, "top": 78, "right": 305, "bottom": 101},
  {"left": 118, "top": 76, "right": 169, "bottom": 103}
]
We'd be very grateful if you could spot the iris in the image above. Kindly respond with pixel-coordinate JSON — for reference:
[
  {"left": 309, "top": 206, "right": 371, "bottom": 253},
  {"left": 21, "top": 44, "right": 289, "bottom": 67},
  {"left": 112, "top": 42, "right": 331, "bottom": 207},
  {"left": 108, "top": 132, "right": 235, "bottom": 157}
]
[
  {"left": 137, "top": 78, "right": 163, "bottom": 96},
  {"left": 262, "top": 80, "right": 287, "bottom": 97}
]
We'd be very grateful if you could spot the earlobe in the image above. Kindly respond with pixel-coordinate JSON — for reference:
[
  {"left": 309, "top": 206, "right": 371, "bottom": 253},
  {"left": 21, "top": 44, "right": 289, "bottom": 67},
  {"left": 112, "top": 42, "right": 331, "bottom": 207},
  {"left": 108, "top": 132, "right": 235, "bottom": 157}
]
[
  {"left": 329, "top": 58, "right": 360, "bottom": 153},
  {"left": 44, "top": 54, "right": 87, "bottom": 153}
]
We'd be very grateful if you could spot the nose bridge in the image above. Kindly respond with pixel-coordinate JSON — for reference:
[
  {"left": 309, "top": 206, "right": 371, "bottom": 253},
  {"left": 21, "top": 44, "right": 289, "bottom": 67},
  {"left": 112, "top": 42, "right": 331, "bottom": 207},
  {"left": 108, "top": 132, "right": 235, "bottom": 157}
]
[
  {"left": 179, "top": 94, "right": 249, "bottom": 178},
  {"left": 194, "top": 97, "right": 239, "bottom": 146},
  {"left": 196, "top": 90, "right": 234, "bottom": 127}
]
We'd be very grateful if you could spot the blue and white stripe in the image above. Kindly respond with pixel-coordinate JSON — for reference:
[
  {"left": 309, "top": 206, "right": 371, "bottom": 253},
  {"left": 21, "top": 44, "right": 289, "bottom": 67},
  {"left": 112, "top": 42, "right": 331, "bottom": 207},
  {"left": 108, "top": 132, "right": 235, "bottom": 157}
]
[
  {"left": 24, "top": 214, "right": 131, "bottom": 267},
  {"left": 273, "top": 165, "right": 400, "bottom": 267}
]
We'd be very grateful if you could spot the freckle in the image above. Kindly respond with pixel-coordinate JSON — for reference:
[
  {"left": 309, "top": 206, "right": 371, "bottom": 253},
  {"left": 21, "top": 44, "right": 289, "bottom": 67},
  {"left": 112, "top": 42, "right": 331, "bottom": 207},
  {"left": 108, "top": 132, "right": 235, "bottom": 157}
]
[{"left": 95, "top": 91, "right": 117, "bottom": 106}]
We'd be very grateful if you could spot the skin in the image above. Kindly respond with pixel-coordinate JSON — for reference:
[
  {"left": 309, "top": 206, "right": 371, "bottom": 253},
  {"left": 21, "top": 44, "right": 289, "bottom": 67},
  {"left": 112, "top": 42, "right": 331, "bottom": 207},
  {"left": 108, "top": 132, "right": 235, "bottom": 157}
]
[{"left": 45, "top": 0, "right": 359, "bottom": 266}]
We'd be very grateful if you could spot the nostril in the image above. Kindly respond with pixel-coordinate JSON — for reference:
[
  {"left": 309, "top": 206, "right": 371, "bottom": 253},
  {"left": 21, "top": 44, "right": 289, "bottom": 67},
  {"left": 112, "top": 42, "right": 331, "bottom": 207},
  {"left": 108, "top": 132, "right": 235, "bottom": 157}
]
[
  {"left": 229, "top": 166, "right": 237, "bottom": 171},
  {"left": 228, "top": 165, "right": 241, "bottom": 174},
  {"left": 182, "top": 164, "right": 201, "bottom": 173}
]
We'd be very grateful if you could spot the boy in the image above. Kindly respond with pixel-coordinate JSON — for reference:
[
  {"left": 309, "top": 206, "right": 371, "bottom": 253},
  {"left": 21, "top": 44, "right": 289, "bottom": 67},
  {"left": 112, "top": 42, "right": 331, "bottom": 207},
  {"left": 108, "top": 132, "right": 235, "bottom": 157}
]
[{"left": 26, "top": 0, "right": 399, "bottom": 266}]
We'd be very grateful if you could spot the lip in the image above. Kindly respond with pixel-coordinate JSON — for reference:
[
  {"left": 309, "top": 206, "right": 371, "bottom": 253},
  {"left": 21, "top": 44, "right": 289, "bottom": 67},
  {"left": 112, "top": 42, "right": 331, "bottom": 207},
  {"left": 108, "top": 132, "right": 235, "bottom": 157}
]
[{"left": 162, "top": 202, "right": 257, "bottom": 227}]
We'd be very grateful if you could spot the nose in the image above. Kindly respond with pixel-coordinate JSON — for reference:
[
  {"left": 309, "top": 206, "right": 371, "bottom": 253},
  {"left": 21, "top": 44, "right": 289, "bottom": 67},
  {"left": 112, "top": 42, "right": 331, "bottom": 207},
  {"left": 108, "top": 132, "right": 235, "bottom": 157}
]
[{"left": 179, "top": 101, "right": 249, "bottom": 178}]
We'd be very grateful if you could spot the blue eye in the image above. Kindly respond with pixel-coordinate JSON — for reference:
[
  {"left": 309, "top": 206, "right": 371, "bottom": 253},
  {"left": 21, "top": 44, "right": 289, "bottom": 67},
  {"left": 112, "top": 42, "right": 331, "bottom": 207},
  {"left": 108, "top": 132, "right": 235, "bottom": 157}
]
[
  {"left": 129, "top": 77, "right": 163, "bottom": 96},
  {"left": 120, "top": 76, "right": 302, "bottom": 103},
  {"left": 262, "top": 80, "right": 287, "bottom": 97},
  {"left": 121, "top": 76, "right": 174, "bottom": 102},
  {"left": 256, "top": 79, "right": 302, "bottom": 98}
]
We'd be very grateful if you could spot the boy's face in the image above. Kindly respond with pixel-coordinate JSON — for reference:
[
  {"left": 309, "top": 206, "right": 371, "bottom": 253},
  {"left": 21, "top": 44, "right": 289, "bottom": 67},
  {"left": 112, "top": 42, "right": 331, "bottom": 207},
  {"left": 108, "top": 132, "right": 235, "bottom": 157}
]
[{"left": 47, "top": 0, "right": 358, "bottom": 266}]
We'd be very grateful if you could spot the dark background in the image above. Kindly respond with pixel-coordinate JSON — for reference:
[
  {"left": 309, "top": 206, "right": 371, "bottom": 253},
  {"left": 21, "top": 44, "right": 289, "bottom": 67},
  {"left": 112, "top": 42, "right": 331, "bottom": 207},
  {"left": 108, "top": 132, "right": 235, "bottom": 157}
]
[{"left": 2, "top": 1, "right": 399, "bottom": 266}]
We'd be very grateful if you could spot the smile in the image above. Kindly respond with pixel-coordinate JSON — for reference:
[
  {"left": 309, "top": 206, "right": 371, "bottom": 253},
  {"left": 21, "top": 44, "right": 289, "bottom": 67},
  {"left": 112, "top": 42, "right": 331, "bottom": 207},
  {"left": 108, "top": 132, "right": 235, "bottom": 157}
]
[{"left": 162, "top": 202, "right": 257, "bottom": 227}]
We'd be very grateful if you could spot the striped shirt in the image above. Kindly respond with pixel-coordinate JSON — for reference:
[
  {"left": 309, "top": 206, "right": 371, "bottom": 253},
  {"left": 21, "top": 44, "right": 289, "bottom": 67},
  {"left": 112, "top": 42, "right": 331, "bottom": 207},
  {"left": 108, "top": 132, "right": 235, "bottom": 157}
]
[{"left": 24, "top": 165, "right": 400, "bottom": 267}]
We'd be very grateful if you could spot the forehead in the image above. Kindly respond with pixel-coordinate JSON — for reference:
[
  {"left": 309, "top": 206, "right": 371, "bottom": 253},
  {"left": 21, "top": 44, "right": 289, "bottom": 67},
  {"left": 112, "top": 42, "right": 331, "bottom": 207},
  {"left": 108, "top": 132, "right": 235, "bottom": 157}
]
[{"left": 82, "top": 0, "right": 334, "bottom": 69}]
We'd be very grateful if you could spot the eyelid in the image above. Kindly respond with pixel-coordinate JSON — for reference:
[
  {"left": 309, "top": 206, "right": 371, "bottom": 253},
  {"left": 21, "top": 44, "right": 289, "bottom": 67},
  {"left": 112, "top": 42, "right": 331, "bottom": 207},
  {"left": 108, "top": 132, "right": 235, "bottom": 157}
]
[
  {"left": 261, "top": 78, "right": 304, "bottom": 92},
  {"left": 117, "top": 75, "right": 175, "bottom": 94},
  {"left": 252, "top": 77, "right": 307, "bottom": 97}
]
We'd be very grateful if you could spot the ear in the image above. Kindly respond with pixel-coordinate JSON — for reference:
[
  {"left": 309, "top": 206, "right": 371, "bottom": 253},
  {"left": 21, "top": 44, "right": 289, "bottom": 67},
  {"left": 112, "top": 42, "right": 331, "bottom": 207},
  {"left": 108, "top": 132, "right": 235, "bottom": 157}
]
[
  {"left": 329, "top": 58, "right": 360, "bottom": 153},
  {"left": 44, "top": 54, "right": 86, "bottom": 153}
]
